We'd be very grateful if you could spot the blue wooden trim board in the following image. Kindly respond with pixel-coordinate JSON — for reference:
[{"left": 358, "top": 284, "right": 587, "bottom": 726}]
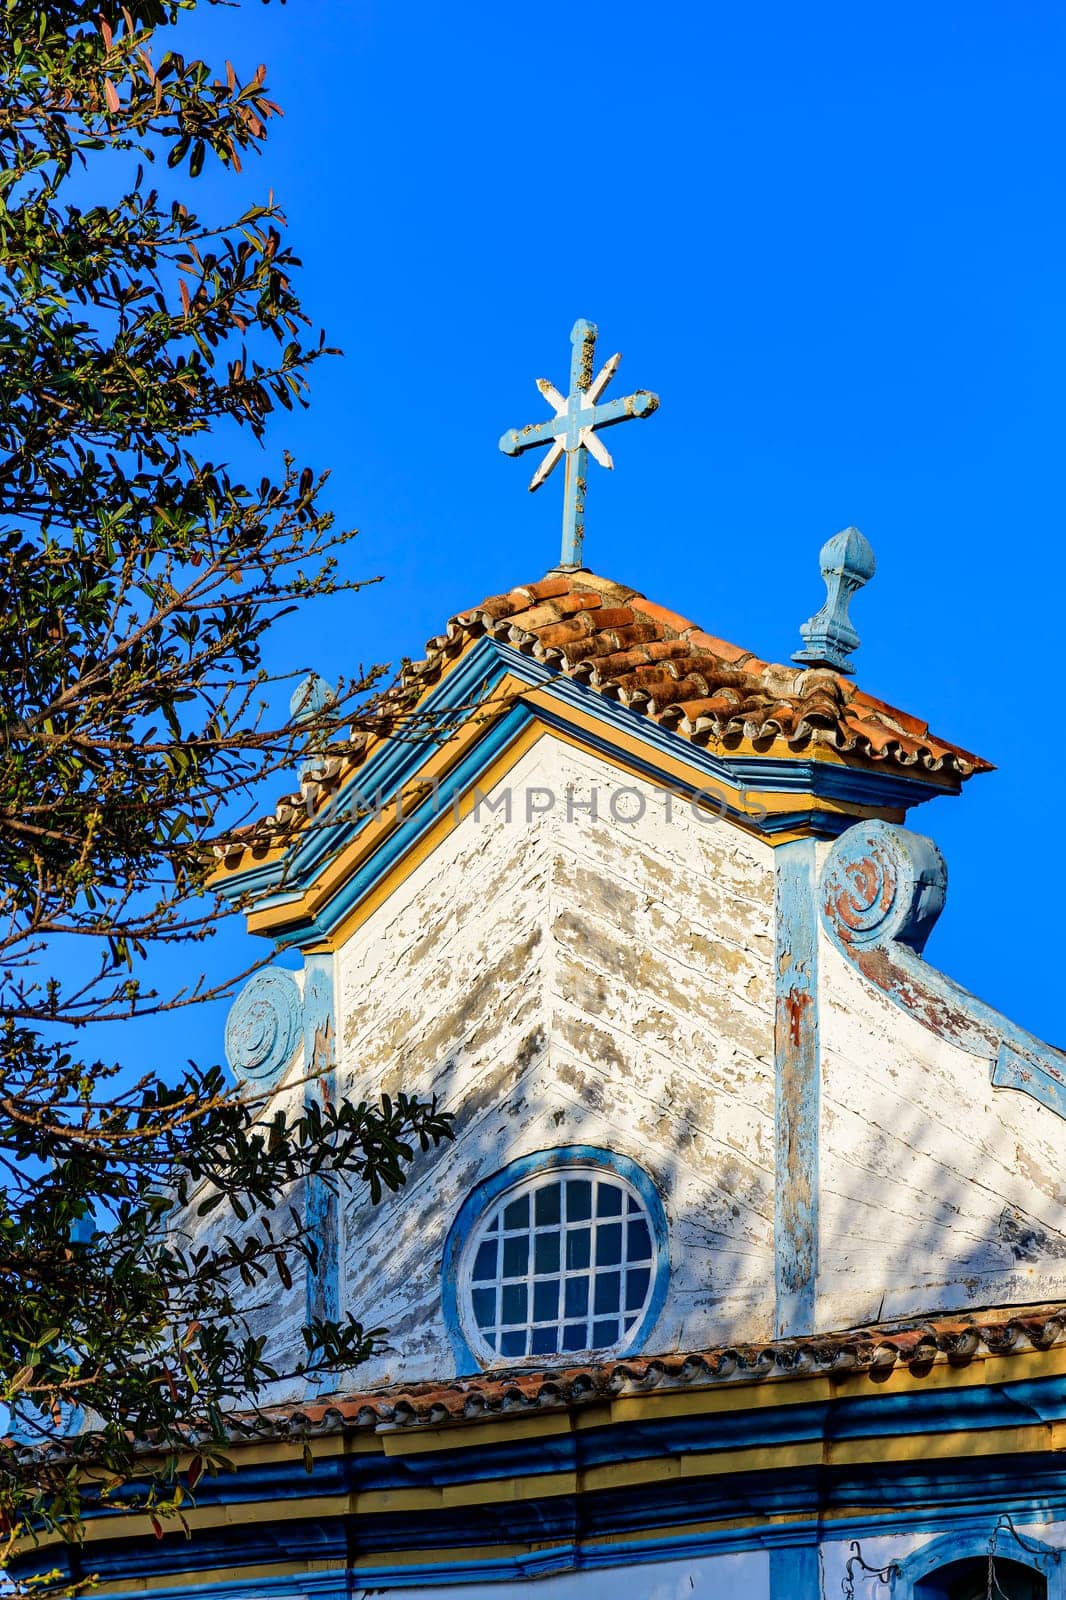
[
  {"left": 773, "top": 838, "right": 820, "bottom": 1338},
  {"left": 302, "top": 953, "right": 339, "bottom": 1338},
  {"left": 215, "top": 636, "right": 957, "bottom": 938}
]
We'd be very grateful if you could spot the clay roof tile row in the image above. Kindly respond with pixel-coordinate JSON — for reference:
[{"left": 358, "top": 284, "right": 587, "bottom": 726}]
[
  {"left": 214, "top": 570, "right": 991, "bottom": 869},
  {"left": 237, "top": 1307, "right": 1064, "bottom": 1440},
  {"left": 14, "top": 1309, "right": 1058, "bottom": 1462}
]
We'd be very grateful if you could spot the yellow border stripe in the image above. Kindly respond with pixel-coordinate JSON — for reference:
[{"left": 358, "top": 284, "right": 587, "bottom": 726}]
[{"left": 247, "top": 694, "right": 909, "bottom": 945}]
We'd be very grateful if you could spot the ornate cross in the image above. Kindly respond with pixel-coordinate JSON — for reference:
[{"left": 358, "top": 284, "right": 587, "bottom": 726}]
[{"left": 499, "top": 319, "right": 659, "bottom": 569}]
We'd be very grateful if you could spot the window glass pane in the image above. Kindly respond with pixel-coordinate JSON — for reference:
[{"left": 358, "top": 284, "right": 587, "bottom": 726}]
[
  {"left": 566, "top": 1179, "right": 592, "bottom": 1221},
  {"left": 593, "top": 1318, "right": 618, "bottom": 1346},
  {"left": 472, "top": 1287, "right": 495, "bottom": 1329},
  {"left": 564, "top": 1277, "right": 589, "bottom": 1318},
  {"left": 566, "top": 1227, "right": 591, "bottom": 1270},
  {"left": 535, "top": 1184, "right": 561, "bottom": 1225},
  {"left": 597, "top": 1222, "right": 622, "bottom": 1266},
  {"left": 627, "top": 1194, "right": 641, "bottom": 1214},
  {"left": 501, "top": 1283, "right": 527, "bottom": 1325},
  {"left": 503, "top": 1234, "right": 529, "bottom": 1278},
  {"left": 625, "top": 1266, "right": 651, "bottom": 1312},
  {"left": 500, "top": 1329, "right": 526, "bottom": 1358},
  {"left": 627, "top": 1218, "right": 652, "bottom": 1261},
  {"left": 534, "top": 1231, "right": 560, "bottom": 1274},
  {"left": 533, "top": 1280, "right": 559, "bottom": 1322},
  {"left": 562, "top": 1322, "right": 588, "bottom": 1352},
  {"left": 594, "top": 1271, "right": 621, "bottom": 1315},
  {"left": 925, "top": 1555, "right": 1046, "bottom": 1600},
  {"left": 596, "top": 1183, "right": 623, "bottom": 1217},
  {"left": 472, "top": 1240, "right": 498, "bottom": 1281},
  {"left": 531, "top": 1324, "right": 558, "bottom": 1356},
  {"left": 503, "top": 1193, "right": 529, "bottom": 1230}
]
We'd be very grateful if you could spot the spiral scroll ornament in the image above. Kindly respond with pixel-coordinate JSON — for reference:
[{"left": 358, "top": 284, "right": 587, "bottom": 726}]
[
  {"left": 224, "top": 968, "right": 302, "bottom": 1085},
  {"left": 820, "top": 820, "right": 947, "bottom": 955}
]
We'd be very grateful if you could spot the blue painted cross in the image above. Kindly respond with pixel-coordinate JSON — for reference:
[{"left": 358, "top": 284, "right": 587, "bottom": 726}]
[{"left": 499, "top": 319, "right": 659, "bottom": 569}]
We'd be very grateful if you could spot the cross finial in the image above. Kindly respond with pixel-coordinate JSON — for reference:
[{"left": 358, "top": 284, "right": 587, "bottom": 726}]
[
  {"left": 792, "top": 526, "right": 876, "bottom": 675},
  {"left": 499, "top": 319, "right": 659, "bottom": 569}
]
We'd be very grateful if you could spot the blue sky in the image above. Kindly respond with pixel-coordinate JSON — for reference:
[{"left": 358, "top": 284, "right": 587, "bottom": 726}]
[{"left": 116, "top": 0, "right": 1066, "bottom": 1069}]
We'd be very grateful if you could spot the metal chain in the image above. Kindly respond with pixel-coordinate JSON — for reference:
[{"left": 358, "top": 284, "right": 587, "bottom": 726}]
[{"left": 842, "top": 1540, "right": 899, "bottom": 1598}]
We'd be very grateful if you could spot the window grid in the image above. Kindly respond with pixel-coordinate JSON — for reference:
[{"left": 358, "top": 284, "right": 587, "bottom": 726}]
[{"left": 464, "top": 1169, "right": 656, "bottom": 1361}]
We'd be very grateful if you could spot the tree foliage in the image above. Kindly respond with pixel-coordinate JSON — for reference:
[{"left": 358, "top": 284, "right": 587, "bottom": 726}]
[{"left": 0, "top": 0, "right": 451, "bottom": 1581}]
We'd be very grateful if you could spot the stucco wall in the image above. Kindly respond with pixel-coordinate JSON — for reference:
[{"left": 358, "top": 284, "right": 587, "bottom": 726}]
[
  {"left": 817, "top": 918, "right": 1066, "bottom": 1330},
  {"left": 358, "top": 1549, "right": 769, "bottom": 1600},
  {"left": 332, "top": 732, "right": 778, "bottom": 1385},
  {"left": 212, "top": 710, "right": 1066, "bottom": 1396}
]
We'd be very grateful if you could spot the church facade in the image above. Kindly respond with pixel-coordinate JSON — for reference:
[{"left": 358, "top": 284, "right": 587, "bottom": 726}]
[{"left": 41, "top": 556, "right": 1066, "bottom": 1600}]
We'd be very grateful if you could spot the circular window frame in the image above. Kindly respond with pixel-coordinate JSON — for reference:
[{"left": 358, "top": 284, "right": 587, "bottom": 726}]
[{"left": 442, "top": 1146, "right": 670, "bottom": 1372}]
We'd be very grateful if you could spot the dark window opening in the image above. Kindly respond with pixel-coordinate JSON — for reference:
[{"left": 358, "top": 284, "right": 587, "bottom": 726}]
[{"left": 918, "top": 1554, "right": 1046, "bottom": 1600}]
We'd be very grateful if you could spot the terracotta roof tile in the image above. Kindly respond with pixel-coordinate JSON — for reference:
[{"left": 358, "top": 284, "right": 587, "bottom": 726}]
[
  {"left": 236, "top": 1305, "right": 1066, "bottom": 1440},
  {"left": 512, "top": 577, "right": 574, "bottom": 602},
  {"left": 214, "top": 570, "right": 993, "bottom": 867}
]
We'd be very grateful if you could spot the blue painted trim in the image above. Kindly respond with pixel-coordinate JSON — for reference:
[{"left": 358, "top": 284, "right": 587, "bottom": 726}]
[
  {"left": 993, "top": 1041, "right": 1066, "bottom": 1122},
  {"left": 24, "top": 1406, "right": 1066, "bottom": 1592},
  {"left": 216, "top": 637, "right": 514, "bottom": 904},
  {"left": 770, "top": 1543, "right": 821, "bottom": 1599},
  {"left": 440, "top": 1146, "right": 670, "bottom": 1373},
  {"left": 773, "top": 838, "right": 820, "bottom": 1338},
  {"left": 820, "top": 821, "right": 1066, "bottom": 1125},
  {"left": 302, "top": 954, "right": 339, "bottom": 1341},
  {"left": 217, "top": 636, "right": 955, "bottom": 926},
  {"left": 253, "top": 705, "right": 923, "bottom": 950},
  {"left": 892, "top": 1524, "right": 1065, "bottom": 1599},
  {"left": 525, "top": 695, "right": 885, "bottom": 837},
  {"left": 10, "top": 1572, "right": 351, "bottom": 1600},
  {"left": 270, "top": 702, "right": 532, "bottom": 947},
  {"left": 35, "top": 1501, "right": 1066, "bottom": 1595}
]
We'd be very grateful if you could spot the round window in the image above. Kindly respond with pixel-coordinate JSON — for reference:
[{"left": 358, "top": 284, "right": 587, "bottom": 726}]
[{"left": 459, "top": 1165, "right": 658, "bottom": 1362}]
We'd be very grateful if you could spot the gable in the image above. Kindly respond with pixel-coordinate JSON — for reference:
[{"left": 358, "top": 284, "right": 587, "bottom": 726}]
[{"left": 205, "top": 570, "right": 1066, "bottom": 1394}]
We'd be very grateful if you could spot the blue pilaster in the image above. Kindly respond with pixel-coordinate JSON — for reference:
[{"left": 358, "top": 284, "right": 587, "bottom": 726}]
[
  {"left": 770, "top": 1543, "right": 822, "bottom": 1600},
  {"left": 302, "top": 952, "right": 339, "bottom": 1336},
  {"left": 773, "top": 838, "right": 820, "bottom": 1339}
]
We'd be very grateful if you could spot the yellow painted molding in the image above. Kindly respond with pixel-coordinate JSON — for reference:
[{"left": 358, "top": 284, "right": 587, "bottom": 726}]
[
  {"left": 29, "top": 1345, "right": 1066, "bottom": 1563},
  {"left": 50, "top": 1408, "right": 1066, "bottom": 1555},
  {"left": 209, "top": 621, "right": 962, "bottom": 900},
  {"left": 378, "top": 1409, "right": 575, "bottom": 1457},
  {"left": 244, "top": 690, "right": 907, "bottom": 942},
  {"left": 88, "top": 1559, "right": 347, "bottom": 1596}
]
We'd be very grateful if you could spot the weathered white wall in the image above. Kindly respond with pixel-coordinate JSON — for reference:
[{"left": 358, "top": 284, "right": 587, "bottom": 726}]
[
  {"left": 817, "top": 914, "right": 1066, "bottom": 1330},
  {"left": 210, "top": 706, "right": 1066, "bottom": 1395},
  {"left": 169, "top": 1014, "right": 312, "bottom": 1407},
  {"left": 333, "top": 732, "right": 778, "bottom": 1385},
  {"left": 354, "top": 1549, "right": 768, "bottom": 1600}
]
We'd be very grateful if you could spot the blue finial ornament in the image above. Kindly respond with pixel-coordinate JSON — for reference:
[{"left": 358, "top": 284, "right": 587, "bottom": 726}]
[
  {"left": 499, "top": 319, "right": 659, "bottom": 570},
  {"left": 290, "top": 672, "right": 336, "bottom": 780},
  {"left": 792, "top": 526, "right": 876, "bottom": 675},
  {"left": 290, "top": 672, "right": 335, "bottom": 724}
]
